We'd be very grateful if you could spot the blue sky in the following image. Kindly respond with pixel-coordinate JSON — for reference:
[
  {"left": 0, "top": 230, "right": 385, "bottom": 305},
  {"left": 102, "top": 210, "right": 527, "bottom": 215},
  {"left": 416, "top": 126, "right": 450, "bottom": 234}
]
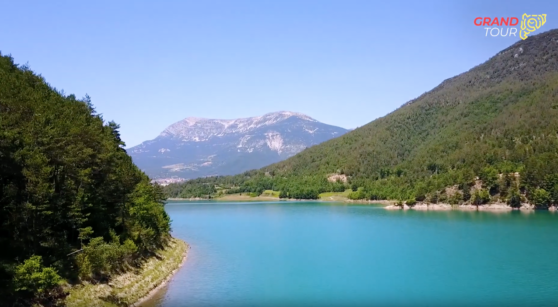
[{"left": 1, "top": 0, "right": 556, "bottom": 147}]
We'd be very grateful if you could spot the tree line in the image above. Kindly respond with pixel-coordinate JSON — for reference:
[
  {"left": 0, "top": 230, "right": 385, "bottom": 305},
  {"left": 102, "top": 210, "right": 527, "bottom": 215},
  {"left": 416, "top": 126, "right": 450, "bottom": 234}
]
[{"left": 0, "top": 53, "right": 171, "bottom": 305}]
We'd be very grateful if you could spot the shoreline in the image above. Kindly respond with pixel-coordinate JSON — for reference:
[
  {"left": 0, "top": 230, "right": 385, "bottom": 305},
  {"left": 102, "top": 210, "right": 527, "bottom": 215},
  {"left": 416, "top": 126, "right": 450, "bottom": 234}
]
[
  {"left": 165, "top": 197, "right": 557, "bottom": 212},
  {"left": 166, "top": 197, "right": 393, "bottom": 204},
  {"left": 166, "top": 196, "right": 307, "bottom": 202},
  {"left": 384, "top": 202, "right": 555, "bottom": 212},
  {"left": 65, "top": 238, "right": 188, "bottom": 307},
  {"left": 131, "top": 242, "right": 190, "bottom": 307}
]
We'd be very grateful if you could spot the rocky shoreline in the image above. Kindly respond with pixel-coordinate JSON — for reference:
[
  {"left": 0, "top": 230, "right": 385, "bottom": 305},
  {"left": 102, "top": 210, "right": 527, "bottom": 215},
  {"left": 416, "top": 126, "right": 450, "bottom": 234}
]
[
  {"left": 343, "top": 199, "right": 395, "bottom": 206},
  {"left": 165, "top": 197, "right": 557, "bottom": 213},
  {"left": 385, "top": 202, "right": 556, "bottom": 212}
]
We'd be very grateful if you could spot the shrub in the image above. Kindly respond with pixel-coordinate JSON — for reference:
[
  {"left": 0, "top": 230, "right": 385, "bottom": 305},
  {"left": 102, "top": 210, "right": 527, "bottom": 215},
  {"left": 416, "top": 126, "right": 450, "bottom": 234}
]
[
  {"left": 428, "top": 193, "right": 438, "bottom": 204},
  {"left": 462, "top": 184, "right": 471, "bottom": 201},
  {"left": 531, "top": 188, "right": 551, "bottom": 208},
  {"left": 14, "top": 256, "right": 62, "bottom": 298},
  {"left": 507, "top": 189, "right": 522, "bottom": 208},
  {"left": 348, "top": 188, "right": 365, "bottom": 200},
  {"left": 480, "top": 167, "right": 499, "bottom": 191},
  {"left": 472, "top": 189, "right": 490, "bottom": 205},
  {"left": 449, "top": 192, "right": 463, "bottom": 205},
  {"left": 406, "top": 198, "right": 417, "bottom": 206},
  {"left": 332, "top": 183, "right": 346, "bottom": 192},
  {"left": 76, "top": 233, "right": 138, "bottom": 280}
]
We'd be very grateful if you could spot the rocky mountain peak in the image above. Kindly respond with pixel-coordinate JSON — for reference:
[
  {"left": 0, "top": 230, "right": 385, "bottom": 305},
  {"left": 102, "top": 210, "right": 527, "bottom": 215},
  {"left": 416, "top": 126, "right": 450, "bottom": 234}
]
[
  {"left": 159, "top": 111, "right": 319, "bottom": 141},
  {"left": 130, "top": 111, "right": 347, "bottom": 179}
]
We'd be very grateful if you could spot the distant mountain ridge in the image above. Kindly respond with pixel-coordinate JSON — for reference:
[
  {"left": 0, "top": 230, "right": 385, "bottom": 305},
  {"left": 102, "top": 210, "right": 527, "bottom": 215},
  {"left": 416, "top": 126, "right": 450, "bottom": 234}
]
[{"left": 129, "top": 111, "right": 348, "bottom": 179}]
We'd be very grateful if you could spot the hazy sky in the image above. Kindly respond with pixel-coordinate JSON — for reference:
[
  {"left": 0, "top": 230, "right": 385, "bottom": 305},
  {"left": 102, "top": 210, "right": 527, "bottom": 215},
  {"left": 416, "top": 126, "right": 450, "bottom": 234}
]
[{"left": 1, "top": 0, "right": 556, "bottom": 147}]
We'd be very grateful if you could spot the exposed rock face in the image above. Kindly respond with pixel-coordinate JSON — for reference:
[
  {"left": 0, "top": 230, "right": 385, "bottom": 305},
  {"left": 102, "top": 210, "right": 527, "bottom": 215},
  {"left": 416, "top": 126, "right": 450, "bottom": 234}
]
[
  {"left": 327, "top": 174, "right": 348, "bottom": 183},
  {"left": 129, "top": 111, "right": 347, "bottom": 179}
]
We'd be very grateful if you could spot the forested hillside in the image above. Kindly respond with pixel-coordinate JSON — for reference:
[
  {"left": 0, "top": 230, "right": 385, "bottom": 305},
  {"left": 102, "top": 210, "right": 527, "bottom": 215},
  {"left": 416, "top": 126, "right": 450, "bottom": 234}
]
[
  {"left": 0, "top": 53, "right": 171, "bottom": 305},
  {"left": 166, "top": 29, "right": 558, "bottom": 207}
]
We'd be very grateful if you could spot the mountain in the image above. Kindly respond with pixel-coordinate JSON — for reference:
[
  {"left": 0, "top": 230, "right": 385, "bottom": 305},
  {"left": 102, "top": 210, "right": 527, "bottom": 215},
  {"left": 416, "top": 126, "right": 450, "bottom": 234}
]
[
  {"left": 166, "top": 29, "right": 558, "bottom": 205},
  {"left": 129, "top": 111, "right": 348, "bottom": 179}
]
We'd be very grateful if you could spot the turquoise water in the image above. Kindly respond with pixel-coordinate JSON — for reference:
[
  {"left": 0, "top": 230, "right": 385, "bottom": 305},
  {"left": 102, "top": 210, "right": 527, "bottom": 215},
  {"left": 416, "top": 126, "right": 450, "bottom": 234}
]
[{"left": 142, "top": 201, "right": 558, "bottom": 307}]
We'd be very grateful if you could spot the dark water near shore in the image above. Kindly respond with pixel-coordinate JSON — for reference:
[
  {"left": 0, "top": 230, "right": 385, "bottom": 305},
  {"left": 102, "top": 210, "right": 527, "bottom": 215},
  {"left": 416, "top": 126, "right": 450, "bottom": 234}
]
[{"left": 141, "top": 201, "right": 558, "bottom": 307}]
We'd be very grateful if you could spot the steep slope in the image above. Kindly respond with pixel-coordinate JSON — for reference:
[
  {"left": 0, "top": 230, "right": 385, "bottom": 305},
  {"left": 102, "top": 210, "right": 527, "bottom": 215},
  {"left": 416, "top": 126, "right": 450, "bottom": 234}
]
[
  {"left": 167, "top": 29, "right": 558, "bottom": 204},
  {"left": 0, "top": 53, "right": 171, "bottom": 304},
  {"left": 129, "top": 111, "right": 347, "bottom": 179},
  {"left": 267, "top": 29, "right": 558, "bottom": 178}
]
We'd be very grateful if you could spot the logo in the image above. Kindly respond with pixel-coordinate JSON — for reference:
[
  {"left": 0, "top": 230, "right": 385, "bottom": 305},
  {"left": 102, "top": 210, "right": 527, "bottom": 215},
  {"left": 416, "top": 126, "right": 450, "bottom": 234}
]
[
  {"left": 474, "top": 14, "right": 546, "bottom": 40},
  {"left": 520, "top": 14, "right": 546, "bottom": 40}
]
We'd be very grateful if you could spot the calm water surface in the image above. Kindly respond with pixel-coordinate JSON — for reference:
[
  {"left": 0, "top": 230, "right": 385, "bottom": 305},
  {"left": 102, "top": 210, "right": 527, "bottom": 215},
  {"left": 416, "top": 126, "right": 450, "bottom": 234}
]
[{"left": 141, "top": 201, "right": 558, "bottom": 307}]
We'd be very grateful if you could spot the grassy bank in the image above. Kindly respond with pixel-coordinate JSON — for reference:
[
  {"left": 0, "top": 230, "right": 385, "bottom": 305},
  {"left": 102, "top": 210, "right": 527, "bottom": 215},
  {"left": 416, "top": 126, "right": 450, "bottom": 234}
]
[
  {"left": 65, "top": 238, "right": 188, "bottom": 307},
  {"left": 318, "top": 189, "right": 353, "bottom": 201},
  {"left": 215, "top": 191, "right": 279, "bottom": 201}
]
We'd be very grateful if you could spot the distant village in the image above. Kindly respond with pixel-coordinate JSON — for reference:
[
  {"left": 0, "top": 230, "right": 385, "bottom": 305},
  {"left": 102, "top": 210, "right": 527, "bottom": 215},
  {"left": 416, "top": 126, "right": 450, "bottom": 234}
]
[{"left": 151, "top": 177, "right": 187, "bottom": 186}]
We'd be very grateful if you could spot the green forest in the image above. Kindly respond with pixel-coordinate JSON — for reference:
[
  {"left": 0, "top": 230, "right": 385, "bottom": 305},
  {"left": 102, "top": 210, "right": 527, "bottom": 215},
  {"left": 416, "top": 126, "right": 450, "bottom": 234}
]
[
  {"left": 165, "top": 30, "right": 558, "bottom": 209},
  {"left": 0, "top": 53, "right": 171, "bottom": 305}
]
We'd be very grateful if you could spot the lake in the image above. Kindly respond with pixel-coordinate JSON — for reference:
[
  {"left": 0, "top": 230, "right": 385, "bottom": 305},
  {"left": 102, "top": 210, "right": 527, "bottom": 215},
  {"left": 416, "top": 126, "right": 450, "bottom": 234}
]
[{"left": 141, "top": 201, "right": 558, "bottom": 307}]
